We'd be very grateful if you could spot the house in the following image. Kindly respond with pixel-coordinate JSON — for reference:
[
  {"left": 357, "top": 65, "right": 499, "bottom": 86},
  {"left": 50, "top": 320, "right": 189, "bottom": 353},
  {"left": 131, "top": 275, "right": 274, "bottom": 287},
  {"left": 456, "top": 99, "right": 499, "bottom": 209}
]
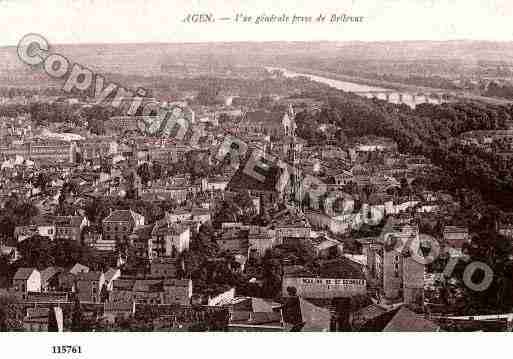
[
  {"left": 282, "top": 258, "right": 367, "bottom": 299},
  {"left": 281, "top": 296, "right": 332, "bottom": 331},
  {"left": 364, "top": 224, "right": 425, "bottom": 305},
  {"left": 12, "top": 268, "right": 41, "bottom": 293},
  {"left": 202, "top": 177, "right": 229, "bottom": 193},
  {"left": 14, "top": 221, "right": 55, "bottom": 242},
  {"left": 85, "top": 230, "right": 116, "bottom": 252},
  {"left": 102, "top": 209, "right": 145, "bottom": 244},
  {"left": 351, "top": 303, "right": 388, "bottom": 330},
  {"left": 228, "top": 311, "right": 286, "bottom": 332},
  {"left": 103, "top": 301, "right": 135, "bottom": 324},
  {"left": 166, "top": 209, "right": 192, "bottom": 223},
  {"left": 238, "top": 110, "right": 293, "bottom": 139},
  {"left": 248, "top": 229, "right": 276, "bottom": 257},
  {"left": 272, "top": 209, "right": 311, "bottom": 245},
  {"left": 130, "top": 223, "right": 154, "bottom": 259},
  {"left": 104, "top": 268, "right": 121, "bottom": 291},
  {"left": 219, "top": 296, "right": 282, "bottom": 313},
  {"left": 76, "top": 271, "right": 105, "bottom": 303},
  {"left": 132, "top": 279, "right": 164, "bottom": 304},
  {"left": 40, "top": 267, "right": 63, "bottom": 292},
  {"left": 110, "top": 279, "right": 136, "bottom": 303},
  {"left": 150, "top": 258, "right": 180, "bottom": 278},
  {"left": 226, "top": 150, "right": 285, "bottom": 203},
  {"left": 23, "top": 307, "right": 50, "bottom": 331},
  {"left": 310, "top": 235, "right": 344, "bottom": 258},
  {"left": 162, "top": 279, "right": 193, "bottom": 305},
  {"left": 359, "top": 306, "right": 440, "bottom": 332},
  {"left": 69, "top": 263, "right": 90, "bottom": 275},
  {"left": 442, "top": 226, "right": 470, "bottom": 256},
  {"left": 217, "top": 228, "right": 249, "bottom": 255},
  {"left": 191, "top": 207, "right": 212, "bottom": 224},
  {"left": 14, "top": 215, "right": 88, "bottom": 242},
  {"left": 150, "top": 221, "right": 190, "bottom": 259},
  {"left": 57, "top": 272, "right": 76, "bottom": 292},
  {"left": 0, "top": 245, "right": 19, "bottom": 263},
  {"left": 497, "top": 214, "right": 513, "bottom": 239},
  {"left": 53, "top": 215, "right": 87, "bottom": 241}
]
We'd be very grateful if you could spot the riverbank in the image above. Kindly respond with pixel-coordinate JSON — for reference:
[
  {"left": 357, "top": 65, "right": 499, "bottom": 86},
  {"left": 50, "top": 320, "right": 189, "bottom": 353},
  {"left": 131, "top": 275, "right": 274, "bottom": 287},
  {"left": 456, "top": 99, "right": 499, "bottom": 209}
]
[{"left": 283, "top": 66, "right": 513, "bottom": 106}]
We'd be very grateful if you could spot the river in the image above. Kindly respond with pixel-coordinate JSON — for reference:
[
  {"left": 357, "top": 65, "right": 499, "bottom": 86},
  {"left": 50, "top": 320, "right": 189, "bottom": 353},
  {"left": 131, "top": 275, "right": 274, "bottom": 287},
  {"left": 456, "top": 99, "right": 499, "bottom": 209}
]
[{"left": 266, "top": 67, "right": 445, "bottom": 108}]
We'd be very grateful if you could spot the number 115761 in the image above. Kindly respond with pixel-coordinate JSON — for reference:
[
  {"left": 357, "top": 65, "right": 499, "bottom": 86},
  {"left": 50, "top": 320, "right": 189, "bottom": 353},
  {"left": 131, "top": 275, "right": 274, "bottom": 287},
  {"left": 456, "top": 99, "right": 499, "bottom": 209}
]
[{"left": 51, "top": 345, "right": 82, "bottom": 354}]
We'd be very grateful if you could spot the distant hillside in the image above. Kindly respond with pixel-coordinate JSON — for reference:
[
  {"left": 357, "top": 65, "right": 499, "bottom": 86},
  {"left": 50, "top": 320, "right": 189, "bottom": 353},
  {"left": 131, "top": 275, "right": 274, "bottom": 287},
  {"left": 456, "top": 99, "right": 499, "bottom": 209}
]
[{"left": 2, "top": 40, "right": 513, "bottom": 85}]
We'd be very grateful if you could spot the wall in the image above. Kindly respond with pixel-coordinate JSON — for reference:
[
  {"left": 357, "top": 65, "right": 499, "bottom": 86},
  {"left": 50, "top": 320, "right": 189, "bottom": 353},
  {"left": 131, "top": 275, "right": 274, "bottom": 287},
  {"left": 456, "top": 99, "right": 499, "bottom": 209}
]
[
  {"left": 27, "top": 271, "right": 42, "bottom": 292},
  {"left": 282, "top": 277, "right": 366, "bottom": 299}
]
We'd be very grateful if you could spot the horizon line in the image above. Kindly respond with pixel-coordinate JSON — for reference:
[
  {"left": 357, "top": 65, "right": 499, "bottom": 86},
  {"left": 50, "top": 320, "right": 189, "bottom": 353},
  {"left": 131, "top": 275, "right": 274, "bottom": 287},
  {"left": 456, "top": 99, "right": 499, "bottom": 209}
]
[{"left": 2, "top": 38, "right": 513, "bottom": 49}]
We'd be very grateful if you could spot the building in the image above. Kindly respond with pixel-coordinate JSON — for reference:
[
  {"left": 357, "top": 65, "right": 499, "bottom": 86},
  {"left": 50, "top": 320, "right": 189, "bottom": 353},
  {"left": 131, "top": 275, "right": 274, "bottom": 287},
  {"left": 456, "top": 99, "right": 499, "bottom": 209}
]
[
  {"left": 0, "top": 140, "right": 75, "bottom": 163},
  {"left": 166, "top": 209, "right": 192, "bottom": 223},
  {"left": 102, "top": 209, "right": 145, "bottom": 244},
  {"left": 23, "top": 308, "right": 50, "bottom": 331},
  {"left": 12, "top": 268, "right": 41, "bottom": 293},
  {"left": 272, "top": 210, "right": 311, "bottom": 245},
  {"left": 0, "top": 245, "right": 19, "bottom": 263},
  {"left": 248, "top": 228, "right": 276, "bottom": 257},
  {"left": 228, "top": 308, "right": 286, "bottom": 332},
  {"left": 130, "top": 224, "right": 154, "bottom": 259},
  {"left": 104, "top": 268, "right": 121, "bottom": 291},
  {"left": 14, "top": 215, "right": 87, "bottom": 242},
  {"left": 103, "top": 301, "right": 135, "bottom": 324},
  {"left": 162, "top": 279, "right": 193, "bottom": 305},
  {"left": 40, "top": 267, "right": 63, "bottom": 292},
  {"left": 359, "top": 306, "right": 440, "bottom": 332},
  {"left": 14, "top": 217, "right": 55, "bottom": 242},
  {"left": 442, "top": 226, "right": 470, "bottom": 256},
  {"left": 77, "top": 139, "right": 113, "bottom": 161},
  {"left": 217, "top": 228, "right": 249, "bottom": 255},
  {"left": 53, "top": 215, "right": 87, "bottom": 241},
  {"left": 104, "top": 116, "right": 142, "bottom": 135},
  {"left": 69, "top": 263, "right": 90, "bottom": 275},
  {"left": 282, "top": 259, "right": 367, "bottom": 299},
  {"left": 192, "top": 207, "right": 212, "bottom": 224},
  {"left": 84, "top": 230, "right": 116, "bottom": 252},
  {"left": 150, "top": 221, "right": 190, "bottom": 259},
  {"left": 364, "top": 224, "right": 425, "bottom": 305},
  {"left": 281, "top": 296, "right": 332, "bottom": 332},
  {"left": 238, "top": 110, "right": 294, "bottom": 139},
  {"left": 150, "top": 258, "right": 180, "bottom": 277},
  {"left": 109, "top": 278, "right": 188, "bottom": 305},
  {"left": 497, "top": 213, "right": 513, "bottom": 239},
  {"left": 76, "top": 271, "right": 105, "bottom": 303},
  {"left": 226, "top": 150, "right": 285, "bottom": 203}
]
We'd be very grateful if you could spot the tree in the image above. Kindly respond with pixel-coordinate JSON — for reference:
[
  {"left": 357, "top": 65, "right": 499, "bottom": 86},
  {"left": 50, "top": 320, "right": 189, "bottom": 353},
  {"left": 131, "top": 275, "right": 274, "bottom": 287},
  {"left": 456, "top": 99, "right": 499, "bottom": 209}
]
[
  {"left": 71, "top": 297, "right": 83, "bottom": 331},
  {"left": 18, "top": 235, "right": 55, "bottom": 268},
  {"left": 47, "top": 307, "right": 59, "bottom": 332},
  {"left": 32, "top": 172, "right": 51, "bottom": 193},
  {"left": 0, "top": 294, "right": 23, "bottom": 331},
  {"left": 137, "top": 163, "right": 152, "bottom": 186},
  {"left": 100, "top": 283, "right": 109, "bottom": 303}
]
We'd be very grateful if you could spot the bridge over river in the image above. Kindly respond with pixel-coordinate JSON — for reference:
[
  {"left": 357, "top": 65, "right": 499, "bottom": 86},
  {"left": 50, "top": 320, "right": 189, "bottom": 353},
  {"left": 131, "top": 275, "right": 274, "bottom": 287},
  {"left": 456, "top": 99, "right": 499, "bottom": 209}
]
[
  {"left": 352, "top": 90, "right": 461, "bottom": 105},
  {"left": 267, "top": 66, "right": 511, "bottom": 107}
]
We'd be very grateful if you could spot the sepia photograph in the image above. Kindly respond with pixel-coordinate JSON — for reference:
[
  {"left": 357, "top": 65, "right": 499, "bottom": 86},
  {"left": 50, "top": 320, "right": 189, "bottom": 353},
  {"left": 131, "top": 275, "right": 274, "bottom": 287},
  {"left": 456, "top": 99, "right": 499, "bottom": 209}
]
[{"left": 0, "top": 1, "right": 513, "bottom": 354}]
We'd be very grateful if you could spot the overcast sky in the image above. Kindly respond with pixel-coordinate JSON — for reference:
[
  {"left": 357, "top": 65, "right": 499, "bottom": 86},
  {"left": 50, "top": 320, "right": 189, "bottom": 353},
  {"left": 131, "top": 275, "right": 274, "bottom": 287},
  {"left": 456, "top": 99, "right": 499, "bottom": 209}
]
[{"left": 1, "top": 0, "right": 513, "bottom": 46}]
